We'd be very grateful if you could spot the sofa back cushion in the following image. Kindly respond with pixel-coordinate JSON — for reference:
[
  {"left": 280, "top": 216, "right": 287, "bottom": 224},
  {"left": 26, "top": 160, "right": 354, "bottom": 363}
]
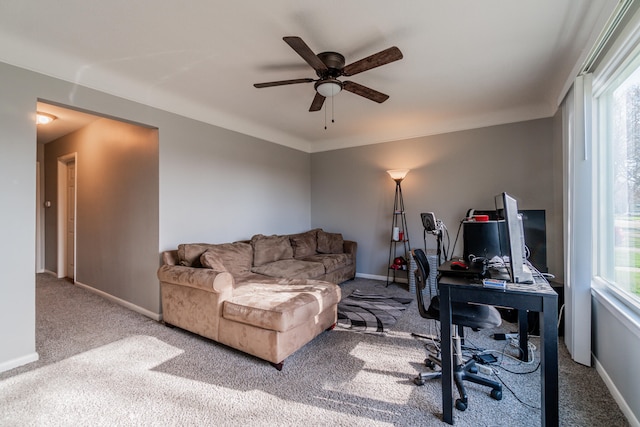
[
  {"left": 178, "top": 243, "right": 215, "bottom": 267},
  {"left": 199, "top": 251, "right": 228, "bottom": 272},
  {"left": 251, "top": 259, "right": 325, "bottom": 280},
  {"left": 199, "top": 242, "right": 253, "bottom": 276},
  {"left": 251, "top": 234, "right": 294, "bottom": 267},
  {"left": 289, "top": 229, "right": 319, "bottom": 258},
  {"left": 317, "top": 230, "right": 344, "bottom": 254}
]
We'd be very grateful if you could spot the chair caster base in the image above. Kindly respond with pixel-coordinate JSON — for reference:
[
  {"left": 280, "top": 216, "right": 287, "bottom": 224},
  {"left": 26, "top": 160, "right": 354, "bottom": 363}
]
[
  {"left": 455, "top": 398, "right": 468, "bottom": 411},
  {"left": 490, "top": 389, "right": 502, "bottom": 400},
  {"left": 414, "top": 376, "right": 425, "bottom": 386}
]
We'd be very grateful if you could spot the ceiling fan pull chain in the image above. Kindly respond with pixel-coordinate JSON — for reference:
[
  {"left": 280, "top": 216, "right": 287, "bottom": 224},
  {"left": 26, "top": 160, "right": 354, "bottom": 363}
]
[
  {"left": 332, "top": 95, "right": 335, "bottom": 124},
  {"left": 324, "top": 101, "right": 327, "bottom": 130}
]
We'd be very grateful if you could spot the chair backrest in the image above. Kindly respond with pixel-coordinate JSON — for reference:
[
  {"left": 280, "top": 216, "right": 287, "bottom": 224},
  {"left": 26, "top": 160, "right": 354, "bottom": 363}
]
[
  {"left": 414, "top": 248, "right": 503, "bottom": 330},
  {"left": 413, "top": 248, "right": 436, "bottom": 320}
]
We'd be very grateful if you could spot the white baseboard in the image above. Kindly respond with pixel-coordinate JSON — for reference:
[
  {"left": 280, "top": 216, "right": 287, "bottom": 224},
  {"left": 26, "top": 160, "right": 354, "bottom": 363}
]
[
  {"left": 74, "top": 281, "right": 162, "bottom": 322},
  {"left": 41, "top": 270, "right": 57, "bottom": 277},
  {"left": 355, "top": 272, "right": 386, "bottom": 281},
  {"left": 355, "top": 272, "right": 409, "bottom": 284},
  {"left": 0, "top": 352, "right": 39, "bottom": 374},
  {"left": 594, "top": 356, "right": 640, "bottom": 427}
]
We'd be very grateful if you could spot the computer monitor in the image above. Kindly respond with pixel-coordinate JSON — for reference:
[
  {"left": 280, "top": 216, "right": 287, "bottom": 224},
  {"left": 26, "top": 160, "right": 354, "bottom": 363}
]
[{"left": 495, "top": 192, "right": 534, "bottom": 284}]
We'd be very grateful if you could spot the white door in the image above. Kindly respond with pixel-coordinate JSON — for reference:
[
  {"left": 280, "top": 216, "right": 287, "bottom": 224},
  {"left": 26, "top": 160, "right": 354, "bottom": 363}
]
[{"left": 66, "top": 161, "right": 75, "bottom": 280}]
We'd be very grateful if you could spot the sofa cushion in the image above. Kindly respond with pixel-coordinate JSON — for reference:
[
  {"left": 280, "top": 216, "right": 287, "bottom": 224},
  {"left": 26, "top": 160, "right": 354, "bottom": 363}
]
[
  {"left": 223, "top": 280, "right": 340, "bottom": 332},
  {"left": 196, "top": 242, "right": 253, "bottom": 276},
  {"left": 251, "top": 259, "right": 324, "bottom": 279},
  {"left": 303, "top": 253, "right": 352, "bottom": 272},
  {"left": 200, "top": 250, "right": 228, "bottom": 272},
  {"left": 251, "top": 234, "right": 294, "bottom": 267},
  {"left": 289, "top": 229, "right": 319, "bottom": 258},
  {"left": 232, "top": 271, "right": 275, "bottom": 286},
  {"left": 317, "top": 230, "right": 344, "bottom": 254},
  {"left": 178, "top": 243, "right": 214, "bottom": 267}
]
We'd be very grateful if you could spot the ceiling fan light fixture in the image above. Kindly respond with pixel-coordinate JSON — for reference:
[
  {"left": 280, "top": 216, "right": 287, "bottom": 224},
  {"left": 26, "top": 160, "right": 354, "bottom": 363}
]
[
  {"left": 36, "top": 112, "right": 56, "bottom": 125},
  {"left": 315, "top": 79, "right": 342, "bottom": 97}
]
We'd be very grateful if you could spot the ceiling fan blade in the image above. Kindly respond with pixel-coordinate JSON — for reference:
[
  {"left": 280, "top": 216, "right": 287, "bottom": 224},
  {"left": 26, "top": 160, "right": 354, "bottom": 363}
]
[
  {"left": 342, "top": 46, "right": 403, "bottom": 76},
  {"left": 283, "top": 36, "right": 328, "bottom": 73},
  {"left": 309, "top": 92, "right": 325, "bottom": 111},
  {"left": 254, "top": 78, "right": 314, "bottom": 88},
  {"left": 343, "top": 81, "right": 389, "bottom": 103}
]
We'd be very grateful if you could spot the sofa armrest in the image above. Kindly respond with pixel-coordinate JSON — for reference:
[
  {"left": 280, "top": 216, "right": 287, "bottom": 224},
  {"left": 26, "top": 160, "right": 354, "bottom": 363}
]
[
  {"left": 343, "top": 240, "right": 357, "bottom": 256},
  {"left": 158, "top": 264, "right": 234, "bottom": 342},
  {"left": 157, "top": 264, "right": 234, "bottom": 293},
  {"left": 161, "top": 250, "right": 179, "bottom": 266}
]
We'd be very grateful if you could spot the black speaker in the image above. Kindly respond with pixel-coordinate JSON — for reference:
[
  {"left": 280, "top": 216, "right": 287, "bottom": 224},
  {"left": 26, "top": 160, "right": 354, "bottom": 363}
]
[{"left": 462, "top": 220, "right": 506, "bottom": 262}]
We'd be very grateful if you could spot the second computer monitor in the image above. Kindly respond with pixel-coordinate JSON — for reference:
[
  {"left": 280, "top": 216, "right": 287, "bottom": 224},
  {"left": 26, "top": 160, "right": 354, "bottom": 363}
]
[{"left": 495, "top": 192, "right": 533, "bottom": 284}]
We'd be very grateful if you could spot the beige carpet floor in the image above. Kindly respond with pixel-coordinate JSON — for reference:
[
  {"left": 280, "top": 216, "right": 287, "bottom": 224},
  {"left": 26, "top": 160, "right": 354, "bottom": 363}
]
[{"left": 0, "top": 274, "right": 629, "bottom": 426}]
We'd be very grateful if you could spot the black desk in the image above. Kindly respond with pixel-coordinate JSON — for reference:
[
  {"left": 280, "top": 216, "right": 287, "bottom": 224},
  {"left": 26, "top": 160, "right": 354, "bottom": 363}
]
[{"left": 438, "top": 268, "right": 558, "bottom": 426}]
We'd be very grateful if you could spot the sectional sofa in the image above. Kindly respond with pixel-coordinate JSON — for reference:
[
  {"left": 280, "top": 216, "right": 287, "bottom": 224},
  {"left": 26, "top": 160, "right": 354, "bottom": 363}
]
[{"left": 157, "top": 229, "right": 357, "bottom": 369}]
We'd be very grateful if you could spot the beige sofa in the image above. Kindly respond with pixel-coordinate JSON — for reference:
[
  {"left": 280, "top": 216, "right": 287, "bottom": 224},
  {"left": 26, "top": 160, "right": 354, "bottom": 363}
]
[{"left": 157, "top": 229, "right": 356, "bottom": 369}]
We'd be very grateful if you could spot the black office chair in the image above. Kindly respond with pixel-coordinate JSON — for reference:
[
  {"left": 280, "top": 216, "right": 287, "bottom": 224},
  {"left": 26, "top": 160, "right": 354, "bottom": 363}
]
[{"left": 412, "top": 248, "right": 503, "bottom": 411}]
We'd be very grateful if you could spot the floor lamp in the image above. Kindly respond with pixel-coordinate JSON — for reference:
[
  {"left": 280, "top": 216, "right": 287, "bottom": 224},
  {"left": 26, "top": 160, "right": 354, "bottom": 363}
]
[{"left": 387, "top": 169, "right": 411, "bottom": 285}]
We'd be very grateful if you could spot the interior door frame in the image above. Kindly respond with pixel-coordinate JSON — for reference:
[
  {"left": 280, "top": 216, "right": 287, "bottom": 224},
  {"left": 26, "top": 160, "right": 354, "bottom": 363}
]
[
  {"left": 35, "top": 161, "right": 44, "bottom": 273},
  {"left": 57, "top": 153, "right": 77, "bottom": 279}
]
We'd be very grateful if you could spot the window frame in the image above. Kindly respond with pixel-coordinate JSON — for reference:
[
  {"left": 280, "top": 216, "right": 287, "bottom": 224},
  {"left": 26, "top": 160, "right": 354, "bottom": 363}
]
[{"left": 592, "top": 18, "right": 640, "bottom": 316}]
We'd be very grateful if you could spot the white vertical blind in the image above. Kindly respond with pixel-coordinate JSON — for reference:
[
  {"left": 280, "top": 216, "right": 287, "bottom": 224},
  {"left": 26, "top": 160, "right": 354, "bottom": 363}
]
[{"left": 562, "top": 75, "right": 593, "bottom": 366}]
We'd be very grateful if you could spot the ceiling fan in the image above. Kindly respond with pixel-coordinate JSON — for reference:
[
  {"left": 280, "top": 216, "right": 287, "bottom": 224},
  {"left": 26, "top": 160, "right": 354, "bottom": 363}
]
[{"left": 254, "top": 36, "right": 403, "bottom": 112}]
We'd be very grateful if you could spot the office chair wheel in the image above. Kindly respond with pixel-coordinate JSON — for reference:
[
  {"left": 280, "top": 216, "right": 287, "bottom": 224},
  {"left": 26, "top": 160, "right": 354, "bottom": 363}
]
[
  {"left": 490, "top": 389, "right": 502, "bottom": 400},
  {"left": 425, "top": 359, "right": 436, "bottom": 369},
  {"left": 414, "top": 376, "right": 426, "bottom": 386},
  {"left": 455, "top": 398, "right": 468, "bottom": 411}
]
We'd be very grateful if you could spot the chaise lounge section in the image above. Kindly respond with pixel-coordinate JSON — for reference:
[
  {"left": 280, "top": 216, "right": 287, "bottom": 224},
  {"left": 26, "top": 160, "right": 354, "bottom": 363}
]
[{"left": 158, "top": 229, "right": 356, "bottom": 369}]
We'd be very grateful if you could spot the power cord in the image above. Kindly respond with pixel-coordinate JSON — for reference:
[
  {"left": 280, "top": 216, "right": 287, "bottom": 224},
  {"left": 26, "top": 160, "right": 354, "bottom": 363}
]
[
  {"left": 493, "top": 370, "right": 541, "bottom": 410},
  {"left": 441, "top": 221, "right": 451, "bottom": 261},
  {"left": 557, "top": 303, "right": 565, "bottom": 329},
  {"left": 411, "top": 319, "right": 442, "bottom": 354},
  {"left": 413, "top": 324, "right": 543, "bottom": 411},
  {"left": 450, "top": 219, "right": 464, "bottom": 260},
  {"left": 470, "top": 334, "right": 542, "bottom": 409}
]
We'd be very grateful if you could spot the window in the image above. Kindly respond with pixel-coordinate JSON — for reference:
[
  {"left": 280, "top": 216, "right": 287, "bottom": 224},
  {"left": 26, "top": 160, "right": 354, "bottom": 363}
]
[{"left": 596, "top": 45, "right": 640, "bottom": 308}]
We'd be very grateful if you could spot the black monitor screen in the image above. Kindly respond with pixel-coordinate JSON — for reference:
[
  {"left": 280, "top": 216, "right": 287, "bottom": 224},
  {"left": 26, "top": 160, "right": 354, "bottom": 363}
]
[{"left": 518, "top": 210, "right": 547, "bottom": 273}]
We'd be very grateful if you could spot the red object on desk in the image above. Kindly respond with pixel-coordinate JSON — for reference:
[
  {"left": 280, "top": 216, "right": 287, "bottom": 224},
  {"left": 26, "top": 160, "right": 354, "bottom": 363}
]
[{"left": 450, "top": 261, "right": 469, "bottom": 270}]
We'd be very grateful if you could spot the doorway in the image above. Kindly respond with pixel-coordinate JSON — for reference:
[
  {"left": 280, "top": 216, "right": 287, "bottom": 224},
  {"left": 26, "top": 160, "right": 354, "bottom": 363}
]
[{"left": 57, "top": 153, "right": 76, "bottom": 280}]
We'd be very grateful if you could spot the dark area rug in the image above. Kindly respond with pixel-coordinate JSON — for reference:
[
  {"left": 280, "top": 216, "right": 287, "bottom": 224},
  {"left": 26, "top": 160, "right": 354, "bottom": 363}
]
[{"left": 337, "top": 289, "right": 412, "bottom": 333}]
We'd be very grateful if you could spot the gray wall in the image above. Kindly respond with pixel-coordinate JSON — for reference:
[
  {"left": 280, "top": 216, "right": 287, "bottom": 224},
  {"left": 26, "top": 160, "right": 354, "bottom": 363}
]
[
  {"left": 158, "top": 117, "right": 311, "bottom": 249},
  {"left": 311, "top": 118, "right": 563, "bottom": 281},
  {"left": 0, "top": 60, "right": 311, "bottom": 371},
  {"left": 592, "top": 294, "right": 640, "bottom": 421},
  {"left": 44, "top": 118, "right": 160, "bottom": 314},
  {"left": 0, "top": 64, "right": 38, "bottom": 371}
]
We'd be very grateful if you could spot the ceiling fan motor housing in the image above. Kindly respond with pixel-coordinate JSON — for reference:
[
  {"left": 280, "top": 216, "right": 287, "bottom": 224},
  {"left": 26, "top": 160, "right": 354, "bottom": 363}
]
[{"left": 317, "top": 52, "right": 345, "bottom": 78}]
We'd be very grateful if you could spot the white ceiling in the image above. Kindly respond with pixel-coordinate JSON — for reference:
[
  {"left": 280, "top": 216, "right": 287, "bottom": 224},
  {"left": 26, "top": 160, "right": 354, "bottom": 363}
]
[{"left": 1, "top": 1, "right": 619, "bottom": 152}]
